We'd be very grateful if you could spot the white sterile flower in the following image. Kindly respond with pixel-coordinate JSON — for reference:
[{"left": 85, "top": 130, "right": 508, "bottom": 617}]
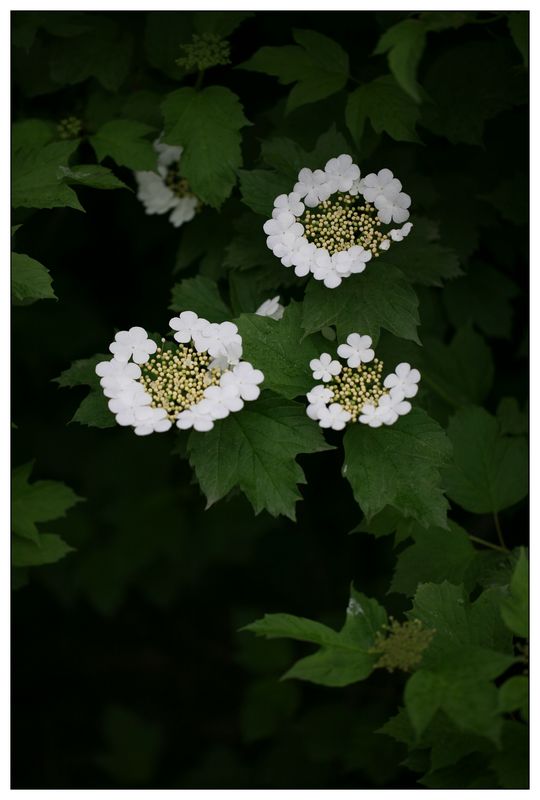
[
  {"left": 291, "top": 241, "right": 317, "bottom": 277},
  {"left": 389, "top": 222, "right": 413, "bottom": 242},
  {"left": 306, "top": 385, "right": 333, "bottom": 420},
  {"left": 108, "top": 385, "right": 152, "bottom": 426},
  {"left": 265, "top": 156, "right": 412, "bottom": 288},
  {"left": 176, "top": 405, "right": 216, "bottom": 432},
  {"left": 109, "top": 326, "right": 157, "bottom": 364},
  {"left": 374, "top": 190, "right": 411, "bottom": 225},
  {"left": 221, "top": 361, "right": 264, "bottom": 401},
  {"left": 361, "top": 169, "right": 401, "bottom": 203},
  {"left": 95, "top": 359, "right": 141, "bottom": 397},
  {"left": 312, "top": 249, "right": 342, "bottom": 289},
  {"left": 255, "top": 296, "right": 285, "bottom": 320},
  {"left": 384, "top": 362, "right": 421, "bottom": 398},
  {"left": 169, "top": 310, "right": 210, "bottom": 344},
  {"left": 272, "top": 192, "right": 305, "bottom": 218},
  {"left": 272, "top": 230, "right": 305, "bottom": 267},
  {"left": 135, "top": 140, "right": 200, "bottom": 229},
  {"left": 132, "top": 406, "right": 173, "bottom": 436},
  {"left": 203, "top": 383, "right": 244, "bottom": 414},
  {"left": 318, "top": 403, "right": 351, "bottom": 431},
  {"left": 358, "top": 402, "right": 386, "bottom": 428},
  {"left": 196, "top": 321, "right": 243, "bottom": 363},
  {"left": 310, "top": 353, "right": 341, "bottom": 382},
  {"left": 324, "top": 154, "right": 360, "bottom": 193},
  {"left": 294, "top": 167, "right": 332, "bottom": 207},
  {"left": 337, "top": 333, "right": 375, "bottom": 368}
]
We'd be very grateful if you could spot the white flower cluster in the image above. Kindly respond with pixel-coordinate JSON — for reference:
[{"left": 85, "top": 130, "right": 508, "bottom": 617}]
[
  {"left": 263, "top": 156, "right": 412, "bottom": 289},
  {"left": 306, "top": 333, "right": 420, "bottom": 430},
  {"left": 96, "top": 314, "right": 264, "bottom": 436},
  {"left": 135, "top": 140, "right": 199, "bottom": 228}
]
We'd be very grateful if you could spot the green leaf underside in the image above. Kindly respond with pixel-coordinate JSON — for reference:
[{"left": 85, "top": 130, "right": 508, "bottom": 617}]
[
  {"left": 343, "top": 408, "right": 451, "bottom": 528},
  {"left": 235, "top": 303, "right": 326, "bottom": 400},
  {"left": 162, "top": 86, "right": 249, "bottom": 207},
  {"left": 302, "top": 264, "right": 420, "bottom": 344},
  {"left": 239, "top": 29, "right": 349, "bottom": 113},
  {"left": 188, "top": 394, "right": 333, "bottom": 520},
  {"left": 12, "top": 252, "right": 56, "bottom": 303},
  {"left": 444, "top": 406, "right": 528, "bottom": 514}
]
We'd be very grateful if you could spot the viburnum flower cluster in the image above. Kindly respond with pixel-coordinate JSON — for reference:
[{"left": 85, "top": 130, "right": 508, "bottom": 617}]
[
  {"left": 306, "top": 333, "right": 420, "bottom": 430},
  {"left": 96, "top": 315, "right": 264, "bottom": 435},
  {"left": 263, "top": 156, "right": 413, "bottom": 288},
  {"left": 135, "top": 140, "right": 200, "bottom": 228}
]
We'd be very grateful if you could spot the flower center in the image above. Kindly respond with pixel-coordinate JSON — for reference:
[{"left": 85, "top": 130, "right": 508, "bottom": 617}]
[
  {"left": 327, "top": 359, "right": 387, "bottom": 421},
  {"left": 300, "top": 194, "right": 389, "bottom": 256},
  {"left": 139, "top": 342, "right": 221, "bottom": 420},
  {"left": 165, "top": 165, "right": 197, "bottom": 200}
]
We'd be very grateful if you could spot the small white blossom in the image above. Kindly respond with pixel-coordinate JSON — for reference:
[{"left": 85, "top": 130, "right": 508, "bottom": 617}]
[
  {"left": 348, "top": 245, "right": 372, "bottom": 274},
  {"left": 374, "top": 189, "right": 411, "bottom": 225},
  {"left": 133, "top": 406, "right": 173, "bottom": 436},
  {"left": 361, "top": 169, "right": 401, "bottom": 203},
  {"left": 109, "top": 326, "right": 157, "bottom": 364},
  {"left": 255, "top": 296, "right": 285, "bottom": 320},
  {"left": 337, "top": 333, "right": 375, "bottom": 368},
  {"left": 108, "top": 384, "right": 152, "bottom": 426},
  {"left": 389, "top": 222, "right": 413, "bottom": 242},
  {"left": 195, "top": 321, "right": 243, "bottom": 363},
  {"left": 310, "top": 353, "right": 342, "bottom": 382},
  {"left": 291, "top": 241, "right": 317, "bottom": 277},
  {"left": 95, "top": 359, "right": 142, "bottom": 398},
  {"left": 324, "top": 154, "right": 360, "bottom": 192},
  {"left": 318, "top": 402, "right": 351, "bottom": 431},
  {"left": 135, "top": 140, "right": 199, "bottom": 229},
  {"left": 384, "top": 362, "right": 421, "bottom": 398},
  {"left": 358, "top": 402, "right": 386, "bottom": 428},
  {"left": 272, "top": 230, "right": 305, "bottom": 267},
  {"left": 176, "top": 405, "right": 216, "bottom": 432},
  {"left": 169, "top": 311, "right": 210, "bottom": 344},
  {"left": 294, "top": 167, "right": 332, "bottom": 207},
  {"left": 221, "top": 361, "right": 264, "bottom": 401},
  {"left": 203, "top": 383, "right": 244, "bottom": 415},
  {"left": 272, "top": 192, "right": 305, "bottom": 218},
  {"left": 312, "top": 249, "right": 342, "bottom": 289},
  {"left": 306, "top": 385, "right": 333, "bottom": 420}
]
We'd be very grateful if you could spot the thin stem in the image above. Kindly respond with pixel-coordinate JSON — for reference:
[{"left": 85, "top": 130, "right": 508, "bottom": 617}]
[
  {"left": 194, "top": 69, "right": 205, "bottom": 91},
  {"left": 493, "top": 511, "right": 507, "bottom": 550},
  {"left": 468, "top": 534, "right": 508, "bottom": 554}
]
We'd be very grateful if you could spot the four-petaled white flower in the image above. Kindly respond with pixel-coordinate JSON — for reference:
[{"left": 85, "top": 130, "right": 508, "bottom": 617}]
[
  {"left": 384, "top": 362, "right": 421, "bottom": 398},
  {"left": 264, "top": 155, "right": 413, "bottom": 289},
  {"left": 310, "top": 353, "right": 342, "bottom": 382},
  {"left": 305, "top": 332, "right": 420, "bottom": 432},
  {"left": 337, "top": 333, "right": 375, "bottom": 368},
  {"left": 109, "top": 326, "right": 157, "bottom": 364},
  {"left": 135, "top": 140, "right": 199, "bottom": 228},
  {"left": 318, "top": 403, "right": 352, "bottom": 431},
  {"left": 389, "top": 222, "right": 413, "bottom": 242},
  {"left": 97, "top": 312, "right": 264, "bottom": 436},
  {"left": 255, "top": 296, "right": 285, "bottom": 320}
]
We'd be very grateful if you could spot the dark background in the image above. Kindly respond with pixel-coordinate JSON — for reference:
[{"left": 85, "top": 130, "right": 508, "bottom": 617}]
[{"left": 12, "top": 10, "right": 528, "bottom": 789}]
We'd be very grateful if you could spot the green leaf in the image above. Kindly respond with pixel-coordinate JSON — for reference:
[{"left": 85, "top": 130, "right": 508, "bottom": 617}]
[
  {"left": 374, "top": 19, "right": 427, "bottom": 102},
  {"left": 54, "top": 354, "right": 116, "bottom": 429},
  {"left": 235, "top": 303, "right": 326, "bottom": 400},
  {"left": 187, "top": 394, "right": 333, "bottom": 519},
  {"left": 404, "top": 670, "right": 445, "bottom": 736},
  {"left": 12, "top": 252, "right": 56, "bottom": 304},
  {"left": 443, "top": 263, "right": 519, "bottom": 339},
  {"left": 90, "top": 120, "right": 157, "bottom": 171},
  {"left": 162, "top": 86, "right": 249, "bottom": 207},
  {"left": 491, "top": 721, "right": 529, "bottom": 789},
  {"left": 144, "top": 12, "right": 193, "bottom": 81},
  {"left": 245, "top": 586, "right": 386, "bottom": 687},
  {"left": 12, "top": 533, "right": 75, "bottom": 568},
  {"left": 169, "top": 275, "right": 231, "bottom": 322},
  {"left": 59, "top": 164, "right": 129, "bottom": 191},
  {"left": 507, "top": 12, "right": 528, "bottom": 66},
  {"left": 343, "top": 408, "right": 451, "bottom": 528},
  {"left": 12, "top": 462, "right": 82, "bottom": 543},
  {"left": 500, "top": 548, "right": 528, "bottom": 638},
  {"left": 346, "top": 76, "right": 421, "bottom": 145},
  {"left": 301, "top": 264, "right": 420, "bottom": 343},
  {"left": 49, "top": 15, "right": 133, "bottom": 91},
  {"left": 497, "top": 398, "right": 527, "bottom": 436},
  {"left": 383, "top": 218, "right": 462, "bottom": 287},
  {"left": 12, "top": 139, "right": 83, "bottom": 211},
  {"left": 11, "top": 118, "right": 55, "bottom": 150},
  {"left": 420, "top": 327, "right": 494, "bottom": 409},
  {"left": 498, "top": 676, "right": 528, "bottom": 720},
  {"left": 239, "top": 29, "right": 349, "bottom": 113},
  {"left": 390, "top": 521, "right": 476, "bottom": 596},
  {"left": 238, "top": 169, "right": 290, "bottom": 217},
  {"left": 444, "top": 407, "right": 528, "bottom": 514}
]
